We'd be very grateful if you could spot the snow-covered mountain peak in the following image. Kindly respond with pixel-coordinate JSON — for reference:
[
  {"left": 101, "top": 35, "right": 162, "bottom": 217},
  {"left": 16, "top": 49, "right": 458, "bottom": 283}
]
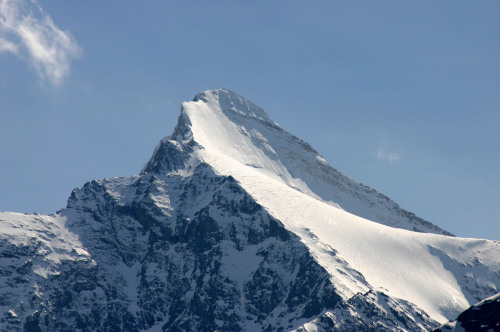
[
  {"left": 2, "top": 89, "right": 500, "bottom": 331},
  {"left": 148, "top": 89, "right": 451, "bottom": 235},
  {"left": 137, "top": 90, "right": 499, "bottom": 324},
  {"left": 191, "top": 89, "right": 273, "bottom": 124}
]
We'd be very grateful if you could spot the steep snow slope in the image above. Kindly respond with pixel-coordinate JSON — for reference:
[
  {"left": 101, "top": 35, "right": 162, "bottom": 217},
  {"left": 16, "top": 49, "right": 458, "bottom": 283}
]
[
  {"left": 172, "top": 89, "right": 499, "bottom": 322},
  {"left": 180, "top": 89, "right": 451, "bottom": 235},
  {"left": 211, "top": 148, "right": 500, "bottom": 323}
]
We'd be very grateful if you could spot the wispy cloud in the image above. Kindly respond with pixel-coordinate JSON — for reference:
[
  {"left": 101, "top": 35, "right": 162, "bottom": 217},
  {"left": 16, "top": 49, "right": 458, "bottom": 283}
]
[
  {"left": 376, "top": 148, "right": 401, "bottom": 164},
  {"left": 0, "top": 0, "right": 80, "bottom": 85},
  {"left": 0, "top": 37, "right": 18, "bottom": 53}
]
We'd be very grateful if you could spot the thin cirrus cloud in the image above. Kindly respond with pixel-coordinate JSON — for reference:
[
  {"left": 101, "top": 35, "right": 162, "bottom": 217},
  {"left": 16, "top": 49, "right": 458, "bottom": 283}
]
[
  {"left": 0, "top": 37, "right": 17, "bottom": 53},
  {"left": 376, "top": 148, "right": 401, "bottom": 164},
  {"left": 0, "top": 0, "right": 80, "bottom": 86}
]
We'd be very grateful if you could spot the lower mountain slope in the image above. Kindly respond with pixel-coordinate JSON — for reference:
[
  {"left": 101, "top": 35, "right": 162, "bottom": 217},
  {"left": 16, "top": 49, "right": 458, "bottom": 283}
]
[{"left": 0, "top": 162, "right": 435, "bottom": 331}]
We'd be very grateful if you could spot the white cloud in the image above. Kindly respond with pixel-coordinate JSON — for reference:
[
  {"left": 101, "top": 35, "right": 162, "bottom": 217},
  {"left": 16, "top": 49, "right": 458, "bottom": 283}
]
[
  {"left": 0, "top": 0, "right": 80, "bottom": 85},
  {"left": 376, "top": 148, "right": 401, "bottom": 164},
  {"left": 0, "top": 37, "right": 18, "bottom": 53}
]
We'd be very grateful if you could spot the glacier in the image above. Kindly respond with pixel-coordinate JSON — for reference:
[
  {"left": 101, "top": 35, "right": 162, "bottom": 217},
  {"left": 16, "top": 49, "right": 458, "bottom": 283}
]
[{"left": 1, "top": 89, "right": 499, "bottom": 331}]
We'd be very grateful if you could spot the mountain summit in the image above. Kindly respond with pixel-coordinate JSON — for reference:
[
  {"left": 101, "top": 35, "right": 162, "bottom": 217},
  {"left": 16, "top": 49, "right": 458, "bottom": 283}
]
[
  {"left": 1, "top": 89, "right": 499, "bottom": 331},
  {"left": 149, "top": 89, "right": 450, "bottom": 235}
]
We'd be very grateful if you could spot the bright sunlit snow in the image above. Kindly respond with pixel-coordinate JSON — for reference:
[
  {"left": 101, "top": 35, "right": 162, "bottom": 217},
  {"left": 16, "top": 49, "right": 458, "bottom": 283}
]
[{"left": 177, "top": 89, "right": 500, "bottom": 323}]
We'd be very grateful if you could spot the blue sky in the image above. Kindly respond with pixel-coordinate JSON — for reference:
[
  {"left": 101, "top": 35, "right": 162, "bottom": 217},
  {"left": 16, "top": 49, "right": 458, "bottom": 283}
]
[{"left": 1, "top": 1, "right": 499, "bottom": 240}]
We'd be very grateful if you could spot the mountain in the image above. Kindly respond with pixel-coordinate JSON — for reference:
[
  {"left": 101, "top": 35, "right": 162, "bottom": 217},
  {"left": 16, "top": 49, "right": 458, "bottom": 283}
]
[
  {"left": 1, "top": 89, "right": 499, "bottom": 331},
  {"left": 433, "top": 292, "right": 500, "bottom": 331}
]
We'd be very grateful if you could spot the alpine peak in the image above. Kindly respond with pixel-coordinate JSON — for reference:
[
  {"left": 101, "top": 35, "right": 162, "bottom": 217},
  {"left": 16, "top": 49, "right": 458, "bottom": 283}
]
[
  {"left": 148, "top": 89, "right": 451, "bottom": 236},
  {"left": 191, "top": 88, "right": 272, "bottom": 124},
  {"left": 1, "top": 89, "right": 499, "bottom": 331}
]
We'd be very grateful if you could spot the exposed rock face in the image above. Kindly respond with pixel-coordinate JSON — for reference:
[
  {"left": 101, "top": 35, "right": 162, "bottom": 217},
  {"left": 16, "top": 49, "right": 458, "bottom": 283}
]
[
  {"left": 297, "top": 290, "right": 437, "bottom": 332},
  {"left": 0, "top": 163, "right": 435, "bottom": 331}
]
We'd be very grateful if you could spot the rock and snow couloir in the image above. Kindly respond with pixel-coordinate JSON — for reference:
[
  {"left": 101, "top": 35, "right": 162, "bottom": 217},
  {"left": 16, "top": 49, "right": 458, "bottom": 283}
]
[
  {"left": 1, "top": 89, "right": 499, "bottom": 331},
  {"left": 433, "top": 292, "right": 500, "bottom": 331}
]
